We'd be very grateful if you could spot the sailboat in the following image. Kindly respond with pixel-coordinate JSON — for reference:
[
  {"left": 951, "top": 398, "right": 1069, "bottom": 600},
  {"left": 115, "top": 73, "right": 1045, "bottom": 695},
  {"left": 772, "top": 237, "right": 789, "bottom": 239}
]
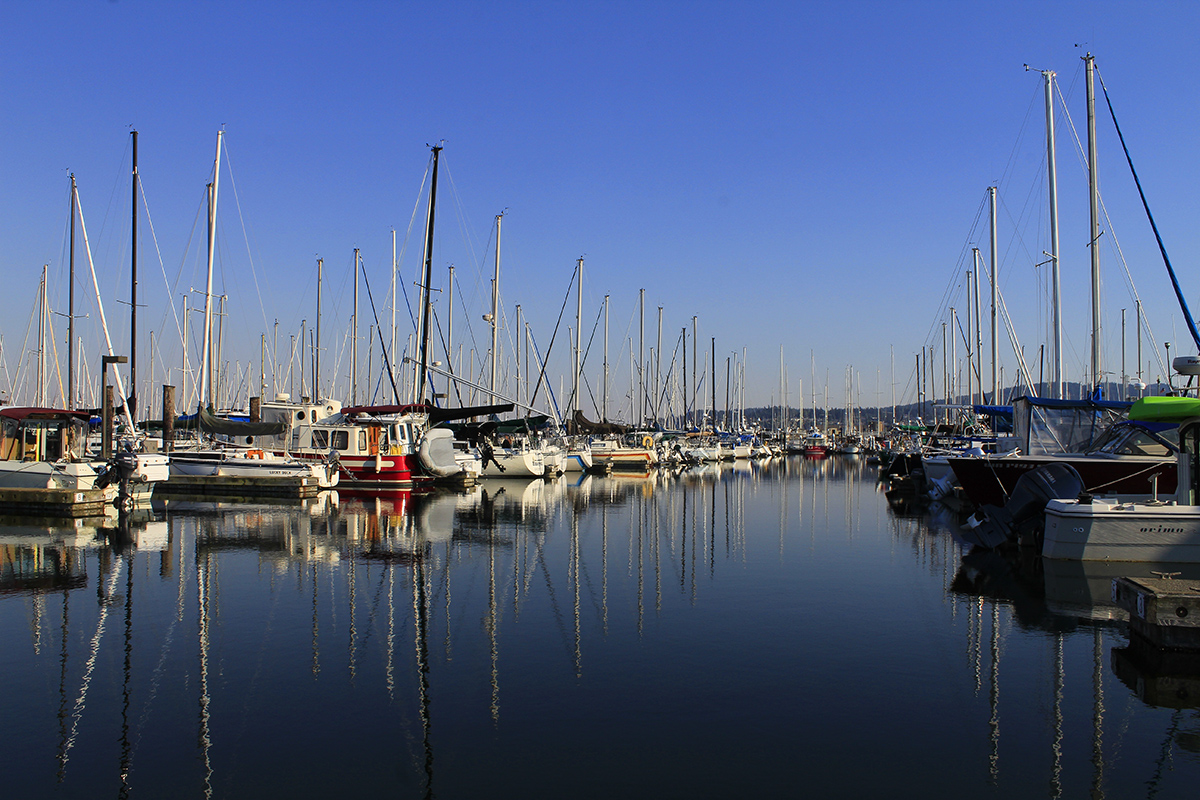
[
  {"left": 168, "top": 131, "right": 338, "bottom": 489},
  {"left": 0, "top": 172, "right": 168, "bottom": 510},
  {"left": 256, "top": 146, "right": 519, "bottom": 490}
]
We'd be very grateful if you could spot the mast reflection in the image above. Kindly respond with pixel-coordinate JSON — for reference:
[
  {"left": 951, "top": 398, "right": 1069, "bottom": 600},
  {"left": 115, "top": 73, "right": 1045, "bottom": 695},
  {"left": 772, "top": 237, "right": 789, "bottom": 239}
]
[{"left": 8, "top": 458, "right": 888, "bottom": 795}]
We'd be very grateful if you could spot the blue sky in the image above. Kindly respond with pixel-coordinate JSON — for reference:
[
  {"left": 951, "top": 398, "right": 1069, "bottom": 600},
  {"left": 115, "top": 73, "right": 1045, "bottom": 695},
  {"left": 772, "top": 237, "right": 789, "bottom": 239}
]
[{"left": 3, "top": 1, "right": 1198, "bottom": 418}]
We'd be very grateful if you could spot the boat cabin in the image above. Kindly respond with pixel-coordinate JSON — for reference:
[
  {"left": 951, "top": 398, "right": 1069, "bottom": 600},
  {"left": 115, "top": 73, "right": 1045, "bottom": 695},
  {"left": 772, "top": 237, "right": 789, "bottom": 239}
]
[
  {"left": 0, "top": 408, "right": 91, "bottom": 463},
  {"left": 258, "top": 396, "right": 422, "bottom": 459}
]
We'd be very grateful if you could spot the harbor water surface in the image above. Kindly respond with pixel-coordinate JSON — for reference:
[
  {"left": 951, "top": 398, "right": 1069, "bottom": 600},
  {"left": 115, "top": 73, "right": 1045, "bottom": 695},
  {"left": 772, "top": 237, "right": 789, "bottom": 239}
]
[{"left": 4, "top": 457, "right": 1200, "bottom": 798}]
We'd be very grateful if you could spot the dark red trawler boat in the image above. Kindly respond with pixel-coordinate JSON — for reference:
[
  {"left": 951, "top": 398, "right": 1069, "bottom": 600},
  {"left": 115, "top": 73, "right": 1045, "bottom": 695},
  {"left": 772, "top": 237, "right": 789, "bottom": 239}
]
[{"left": 948, "top": 396, "right": 1178, "bottom": 508}]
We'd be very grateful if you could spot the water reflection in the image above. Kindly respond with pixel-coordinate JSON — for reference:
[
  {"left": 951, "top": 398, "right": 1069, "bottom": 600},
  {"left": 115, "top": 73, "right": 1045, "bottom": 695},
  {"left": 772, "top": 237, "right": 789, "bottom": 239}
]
[
  {"left": 940, "top": 520, "right": 1200, "bottom": 797},
  {"left": 5, "top": 458, "right": 1200, "bottom": 797}
]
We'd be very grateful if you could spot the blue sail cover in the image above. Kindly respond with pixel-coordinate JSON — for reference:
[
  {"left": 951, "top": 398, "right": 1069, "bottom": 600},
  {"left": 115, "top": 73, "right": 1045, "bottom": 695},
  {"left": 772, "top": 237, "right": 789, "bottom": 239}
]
[{"left": 973, "top": 404, "right": 1014, "bottom": 433}]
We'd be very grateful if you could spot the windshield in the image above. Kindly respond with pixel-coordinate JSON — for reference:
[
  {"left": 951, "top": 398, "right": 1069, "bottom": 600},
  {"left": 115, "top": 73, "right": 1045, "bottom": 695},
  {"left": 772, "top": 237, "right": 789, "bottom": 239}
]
[{"left": 1085, "top": 423, "right": 1178, "bottom": 456}]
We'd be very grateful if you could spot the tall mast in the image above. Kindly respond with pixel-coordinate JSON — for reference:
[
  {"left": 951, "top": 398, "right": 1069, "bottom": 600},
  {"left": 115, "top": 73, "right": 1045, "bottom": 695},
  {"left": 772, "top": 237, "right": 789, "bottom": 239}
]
[
  {"left": 639, "top": 289, "right": 645, "bottom": 424},
  {"left": 1121, "top": 308, "right": 1127, "bottom": 400},
  {"left": 182, "top": 295, "right": 188, "bottom": 408},
  {"left": 416, "top": 144, "right": 442, "bottom": 404},
  {"left": 391, "top": 229, "right": 397, "bottom": 372},
  {"left": 448, "top": 265, "right": 456, "bottom": 402},
  {"left": 691, "top": 316, "right": 697, "bottom": 427},
  {"left": 490, "top": 212, "right": 502, "bottom": 403},
  {"left": 1136, "top": 299, "right": 1143, "bottom": 396},
  {"left": 37, "top": 266, "right": 46, "bottom": 406},
  {"left": 823, "top": 382, "right": 828, "bottom": 431},
  {"left": 810, "top": 349, "right": 816, "bottom": 428},
  {"left": 972, "top": 249, "right": 982, "bottom": 404},
  {"left": 575, "top": 257, "right": 583, "bottom": 417},
  {"left": 989, "top": 185, "right": 998, "bottom": 403},
  {"left": 1085, "top": 52, "right": 1102, "bottom": 391},
  {"left": 656, "top": 306, "right": 663, "bottom": 424},
  {"left": 1042, "top": 69, "right": 1063, "bottom": 399},
  {"left": 603, "top": 295, "right": 609, "bottom": 421},
  {"left": 513, "top": 302, "right": 520, "bottom": 408},
  {"left": 200, "top": 130, "right": 222, "bottom": 411},
  {"left": 725, "top": 355, "right": 731, "bottom": 430},
  {"left": 68, "top": 174, "right": 76, "bottom": 409},
  {"left": 950, "top": 308, "right": 957, "bottom": 404},
  {"left": 734, "top": 345, "right": 744, "bottom": 431},
  {"left": 942, "top": 323, "right": 948, "bottom": 419},
  {"left": 352, "top": 248, "right": 359, "bottom": 405},
  {"left": 779, "top": 345, "right": 784, "bottom": 433},
  {"left": 315, "top": 257, "right": 322, "bottom": 398},
  {"left": 964, "top": 271, "right": 973, "bottom": 404},
  {"left": 130, "top": 129, "right": 139, "bottom": 418},
  {"left": 296, "top": 319, "right": 302, "bottom": 400}
]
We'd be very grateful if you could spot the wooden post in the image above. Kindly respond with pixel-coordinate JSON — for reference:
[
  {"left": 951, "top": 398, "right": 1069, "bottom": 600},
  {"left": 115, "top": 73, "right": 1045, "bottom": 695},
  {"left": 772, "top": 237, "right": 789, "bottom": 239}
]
[
  {"left": 249, "top": 396, "right": 261, "bottom": 423},
  {"left": 163, "top": 385, "right": 175, "bottom": 452},
  {"left": 102, "top": 385, "right": 114, "bottom": 458}
]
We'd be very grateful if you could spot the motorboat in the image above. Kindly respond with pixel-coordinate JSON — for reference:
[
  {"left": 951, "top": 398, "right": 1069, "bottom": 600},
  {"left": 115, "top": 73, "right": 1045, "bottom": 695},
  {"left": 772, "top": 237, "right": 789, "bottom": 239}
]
[
  {"left": 947, "top": 395, "right": 1171, "bottom": 508},
  {"left": 0, "top": 407, "right": 107, "bottom": 491},
  {"left": 591, "top": 434, "right": 660, "bottom": 470},
  {"left": 1043, "top": 397, "right": 1200, "bottom": 562},
  {"left": 168, "top": 445, "right": 339, "bottom": 488}
]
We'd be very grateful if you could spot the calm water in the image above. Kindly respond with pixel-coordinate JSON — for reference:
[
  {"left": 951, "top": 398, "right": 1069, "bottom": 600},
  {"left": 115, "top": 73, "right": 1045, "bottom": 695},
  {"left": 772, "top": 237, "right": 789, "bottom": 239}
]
[{"left": 3, "top": 457, "right": 1200, "bottom": 799}]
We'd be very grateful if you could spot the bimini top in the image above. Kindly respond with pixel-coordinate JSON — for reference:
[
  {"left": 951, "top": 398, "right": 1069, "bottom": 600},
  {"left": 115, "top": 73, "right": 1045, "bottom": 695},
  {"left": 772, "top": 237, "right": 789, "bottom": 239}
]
[{"left": 1128, "top": 396, "right": 1200, "bottom": 423}]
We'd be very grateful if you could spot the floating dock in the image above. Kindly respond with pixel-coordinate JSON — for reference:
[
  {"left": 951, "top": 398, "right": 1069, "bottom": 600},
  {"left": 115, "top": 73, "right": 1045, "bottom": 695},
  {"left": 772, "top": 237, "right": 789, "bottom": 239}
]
[
  {"left": 1112, "top": 576, "right": 1200, "bottom": 651},
  {"left": 155, "top": 475, "right": 327, "bottom": 499},
  {"left": 0, "top": 487, "right": 112, "bottom": 517}
]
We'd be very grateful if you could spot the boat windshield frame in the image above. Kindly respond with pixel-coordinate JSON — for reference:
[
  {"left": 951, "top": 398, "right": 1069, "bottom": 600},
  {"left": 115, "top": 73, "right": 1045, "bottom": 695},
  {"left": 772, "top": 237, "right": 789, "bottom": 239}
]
[{"left": 1084, "top": 420, "right": 1179, "bottom": 457}]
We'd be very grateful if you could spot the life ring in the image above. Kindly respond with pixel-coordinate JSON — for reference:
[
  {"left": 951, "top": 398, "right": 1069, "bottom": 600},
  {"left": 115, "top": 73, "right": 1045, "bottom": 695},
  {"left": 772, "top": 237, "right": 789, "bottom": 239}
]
[{"left": 641, "top": 435, "right": 654, "bottom": 450}]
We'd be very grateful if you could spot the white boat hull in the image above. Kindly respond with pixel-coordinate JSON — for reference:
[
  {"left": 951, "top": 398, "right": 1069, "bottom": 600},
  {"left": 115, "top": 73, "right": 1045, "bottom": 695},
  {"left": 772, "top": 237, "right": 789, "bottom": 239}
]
[
  {"left": 170, "top": 451, "right": 339, "bottom": 488},
  {"left": 594, "top": 448, "right": 659, "bottom": 470},
  {"left": 1044, "top": 498, "right": 1200, "bottom": 562},
  {"left": 0, "top": 460, "right": 106, "bottom": 491},
  {"left": 563, "top": 450, "right": 594, "bottom": 472},
  {"left": 481, "top": 448, "right": 546, "bottom": 478}
]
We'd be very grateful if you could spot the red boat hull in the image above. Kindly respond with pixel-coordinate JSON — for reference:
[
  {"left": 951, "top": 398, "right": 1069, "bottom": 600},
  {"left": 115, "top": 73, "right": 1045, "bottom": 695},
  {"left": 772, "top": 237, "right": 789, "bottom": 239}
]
[
  {"left": 948, "top": 455, "right": 1176, "bottom": 508},
  {"left": 288, "top": 451, "right": 431, "bottom": 492}
]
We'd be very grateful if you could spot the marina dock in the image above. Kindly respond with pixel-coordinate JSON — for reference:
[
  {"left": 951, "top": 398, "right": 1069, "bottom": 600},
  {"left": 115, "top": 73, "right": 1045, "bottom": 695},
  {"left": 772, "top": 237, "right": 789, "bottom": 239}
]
[
  {"left": 154, "top": 474, "right": 327, "bottom": 499},
  {"left": 0, "top": 486, "right": 111, "bottom": 517},
  {"left": 1113, "top": 575, "right": 1200, "bottom": 650}
]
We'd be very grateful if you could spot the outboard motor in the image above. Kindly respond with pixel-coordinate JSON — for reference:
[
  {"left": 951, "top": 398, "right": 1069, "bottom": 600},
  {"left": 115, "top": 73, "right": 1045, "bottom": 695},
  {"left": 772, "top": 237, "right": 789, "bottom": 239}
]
[{"left": 960, "top": 463, "right": 1084, "bottom": 549}]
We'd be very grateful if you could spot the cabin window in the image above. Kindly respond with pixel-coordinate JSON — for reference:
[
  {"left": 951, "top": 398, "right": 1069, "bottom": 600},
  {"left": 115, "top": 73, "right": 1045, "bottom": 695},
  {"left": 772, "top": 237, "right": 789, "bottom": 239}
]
[
  {"left": 1, "top": 418, "right": 18, "bottom": 461},
  {"left": 333, "top": 430, "right": 350, "bottom": 451},
  {"left": 44, "top": 424, "right": 64, "bottom": 461},
  {"left": 23, "top": 426, "right": 42, "bottom": 461},
  {"left": 357, "top": 430, "right": 366, "bottom": 451},
  {"left": 312, "top": 430, "right": 330, "bottom": 449}
]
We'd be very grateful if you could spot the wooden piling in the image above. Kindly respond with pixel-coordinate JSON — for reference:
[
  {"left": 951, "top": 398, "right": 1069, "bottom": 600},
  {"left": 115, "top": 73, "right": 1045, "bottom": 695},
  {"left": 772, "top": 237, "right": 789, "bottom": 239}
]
[
  {"left": 163, "top": 385, "right": 175, "bottom": 452},
  {"left": 102, "top": 384, "right": 114, "bottom": 458}
]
